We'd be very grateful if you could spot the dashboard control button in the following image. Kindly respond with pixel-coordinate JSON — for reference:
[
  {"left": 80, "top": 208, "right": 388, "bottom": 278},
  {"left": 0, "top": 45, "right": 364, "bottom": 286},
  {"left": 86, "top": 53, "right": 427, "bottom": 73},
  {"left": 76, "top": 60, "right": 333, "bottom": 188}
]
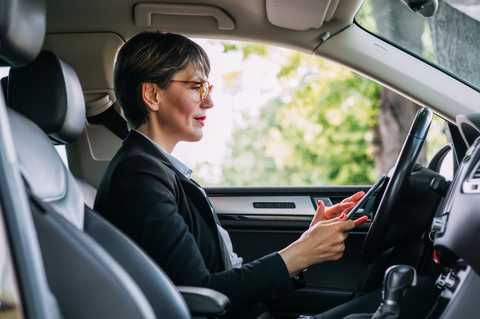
[
  {"left": 429, "top": 215, "right": 448, "bottom": 241},
  {"left": 435, "top": 273, "right": 446, "bottom": 288},
  {"left": 444, "top": 273, "right": 458, "bottom": 290}
]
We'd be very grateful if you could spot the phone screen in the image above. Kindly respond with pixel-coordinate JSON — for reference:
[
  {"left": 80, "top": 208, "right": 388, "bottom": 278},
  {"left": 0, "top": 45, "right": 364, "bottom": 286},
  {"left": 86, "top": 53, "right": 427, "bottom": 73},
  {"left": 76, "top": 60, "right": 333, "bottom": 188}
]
[{"left": 346, "top": 174, "right": 386, "bottom": 220}]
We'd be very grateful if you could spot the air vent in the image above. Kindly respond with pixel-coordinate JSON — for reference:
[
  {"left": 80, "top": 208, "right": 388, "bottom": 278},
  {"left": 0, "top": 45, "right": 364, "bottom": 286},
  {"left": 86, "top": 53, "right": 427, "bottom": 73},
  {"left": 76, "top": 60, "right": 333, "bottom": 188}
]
[
  {"left": 463, "top": 161, "right": 480, "bottom": 193},
  {"left": 472, "top": 164, "right": 480, "bottom": 179}
]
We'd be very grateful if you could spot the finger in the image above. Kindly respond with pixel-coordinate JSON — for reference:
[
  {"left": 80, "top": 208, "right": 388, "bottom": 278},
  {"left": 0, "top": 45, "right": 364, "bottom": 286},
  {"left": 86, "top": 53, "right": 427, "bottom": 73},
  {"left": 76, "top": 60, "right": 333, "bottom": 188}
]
[
  {"left": 337, "top": 218, "right": 356, "bottom": 232},
  {"left": 323, "top": 202, "right": 355, "bottom": 220},
  {"left": 310, "top": 212, "right": 351, "bottom": 228},
  {"left": 310, "top": 200, "right": 326, "bottom": 227},
  {"left": 341, "top": 203, "right": 359, "bottom": 217},
  {"left": 353, "top": 216, "right": 368, "bottom": 228},
  {"left": 341, "top": 191, "right": 365, "bottom": 204}
]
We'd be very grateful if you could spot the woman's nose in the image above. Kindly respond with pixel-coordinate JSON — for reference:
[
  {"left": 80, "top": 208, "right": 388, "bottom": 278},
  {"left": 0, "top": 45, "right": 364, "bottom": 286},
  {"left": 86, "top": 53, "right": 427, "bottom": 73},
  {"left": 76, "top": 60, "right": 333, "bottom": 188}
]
[{"left": 201, "top": 94, "right": 214, "bottom": 109}]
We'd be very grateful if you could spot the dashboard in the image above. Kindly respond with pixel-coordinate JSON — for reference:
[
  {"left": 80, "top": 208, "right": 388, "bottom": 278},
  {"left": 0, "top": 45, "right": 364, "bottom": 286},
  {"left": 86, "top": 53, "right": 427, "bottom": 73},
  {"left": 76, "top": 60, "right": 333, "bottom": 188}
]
[{"left": 430, "top": 114, "right": 480, "bottom": 318}]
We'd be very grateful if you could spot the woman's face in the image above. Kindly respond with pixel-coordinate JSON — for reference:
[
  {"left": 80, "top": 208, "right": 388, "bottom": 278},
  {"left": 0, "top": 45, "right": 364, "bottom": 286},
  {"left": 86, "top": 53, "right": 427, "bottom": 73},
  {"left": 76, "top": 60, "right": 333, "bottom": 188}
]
[{"left": 156, "top": 63, "right": 214, "bottom": 147}]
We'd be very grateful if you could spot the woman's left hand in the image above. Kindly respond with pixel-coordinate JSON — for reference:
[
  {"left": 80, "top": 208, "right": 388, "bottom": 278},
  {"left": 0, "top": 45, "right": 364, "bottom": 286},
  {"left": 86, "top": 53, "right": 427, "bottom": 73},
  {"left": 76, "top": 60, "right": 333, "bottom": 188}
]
[{"left": 310, "top": 191, "right": 365, "bottom": 227}]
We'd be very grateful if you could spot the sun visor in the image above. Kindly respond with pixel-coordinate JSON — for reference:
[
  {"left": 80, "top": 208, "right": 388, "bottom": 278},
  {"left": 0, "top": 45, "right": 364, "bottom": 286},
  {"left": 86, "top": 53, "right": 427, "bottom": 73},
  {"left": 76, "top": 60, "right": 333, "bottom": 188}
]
[{"left": 266, "top": 0, "right": 340, "bottom": 31}]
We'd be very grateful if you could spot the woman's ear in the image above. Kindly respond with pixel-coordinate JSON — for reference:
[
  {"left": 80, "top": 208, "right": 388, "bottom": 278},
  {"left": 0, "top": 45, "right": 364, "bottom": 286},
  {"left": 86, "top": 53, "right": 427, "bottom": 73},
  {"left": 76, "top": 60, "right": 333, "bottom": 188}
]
[{"left": 141, "top": 83, "right": 160, "bottom": 111}]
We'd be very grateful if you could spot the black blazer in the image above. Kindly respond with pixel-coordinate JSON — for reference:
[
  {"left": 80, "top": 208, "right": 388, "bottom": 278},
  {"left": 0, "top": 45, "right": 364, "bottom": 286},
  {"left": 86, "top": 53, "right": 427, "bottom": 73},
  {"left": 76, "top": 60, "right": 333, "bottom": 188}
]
[{"left": 94, "top": 131, "right": 294, "bottom": 310}]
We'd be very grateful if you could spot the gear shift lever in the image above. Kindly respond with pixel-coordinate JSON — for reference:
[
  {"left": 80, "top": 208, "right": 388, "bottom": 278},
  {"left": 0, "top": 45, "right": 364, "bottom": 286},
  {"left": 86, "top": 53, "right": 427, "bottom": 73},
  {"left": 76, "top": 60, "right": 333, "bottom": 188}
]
[
  {"left": 341, "top": 265, "right": 418, "bottom": 319},
  {"left": 383, "top": 265, "right": 417, "bottom": 306},
  {"left": 368, "top": 265, "right": 417, "bottom": 319}
]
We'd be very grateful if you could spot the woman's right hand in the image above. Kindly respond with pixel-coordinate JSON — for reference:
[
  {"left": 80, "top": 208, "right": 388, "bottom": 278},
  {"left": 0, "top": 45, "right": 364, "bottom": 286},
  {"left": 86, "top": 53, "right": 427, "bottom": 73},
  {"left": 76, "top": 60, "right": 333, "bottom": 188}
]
[{"left": 278, "top": 213, "right": 368, "bottom": 277}]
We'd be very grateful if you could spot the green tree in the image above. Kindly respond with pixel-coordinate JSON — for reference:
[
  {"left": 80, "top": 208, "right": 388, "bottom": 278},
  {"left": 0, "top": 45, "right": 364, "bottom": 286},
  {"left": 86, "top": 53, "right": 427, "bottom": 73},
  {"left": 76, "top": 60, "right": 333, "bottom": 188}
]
[{"left": 197, "top": 43, "right": 382, "bottom": 186}]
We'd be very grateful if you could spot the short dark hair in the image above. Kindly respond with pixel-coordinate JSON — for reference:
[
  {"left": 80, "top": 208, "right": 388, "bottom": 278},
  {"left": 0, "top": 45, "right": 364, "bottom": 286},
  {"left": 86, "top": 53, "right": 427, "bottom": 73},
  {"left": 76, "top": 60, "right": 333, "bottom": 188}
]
[{"left": 114, "top": 31, "right": 210, "bottom": 129}]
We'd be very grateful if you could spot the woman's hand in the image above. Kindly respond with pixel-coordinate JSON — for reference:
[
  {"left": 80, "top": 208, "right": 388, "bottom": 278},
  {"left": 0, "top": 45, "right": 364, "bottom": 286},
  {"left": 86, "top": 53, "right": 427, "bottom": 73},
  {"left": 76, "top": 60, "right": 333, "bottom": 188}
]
[
  {"left": 279, "top": 209, "right": 368, "bottom": 277},
  {"left": 310, "top": 191, "right": 365, "bottom": 227}
]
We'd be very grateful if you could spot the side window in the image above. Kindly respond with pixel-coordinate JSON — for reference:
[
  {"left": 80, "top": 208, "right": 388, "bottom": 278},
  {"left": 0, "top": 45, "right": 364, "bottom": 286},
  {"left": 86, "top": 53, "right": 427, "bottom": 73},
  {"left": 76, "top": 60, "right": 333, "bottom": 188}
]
[
  {"left": 0, "top": 67, "right": 9, "bottom": 80},
  {"left": 55, "top": 145, "right": 69, "bottom": 169},
  {"left": 439, "top": 150, "right": 454, "bottom": 181},
  {"left": 171, "top": 40, "right": 447, "bottom": 186},
  {"left": 0, "top": 67, "right": 10, "bottom": 97}
]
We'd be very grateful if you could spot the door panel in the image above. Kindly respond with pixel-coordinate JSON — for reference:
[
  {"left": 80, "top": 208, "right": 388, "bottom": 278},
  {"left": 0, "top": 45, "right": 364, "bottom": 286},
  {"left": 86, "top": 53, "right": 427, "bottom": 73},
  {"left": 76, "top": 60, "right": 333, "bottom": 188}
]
[{"left": 207, "top": 186, "right": 382, "bottom": 318}]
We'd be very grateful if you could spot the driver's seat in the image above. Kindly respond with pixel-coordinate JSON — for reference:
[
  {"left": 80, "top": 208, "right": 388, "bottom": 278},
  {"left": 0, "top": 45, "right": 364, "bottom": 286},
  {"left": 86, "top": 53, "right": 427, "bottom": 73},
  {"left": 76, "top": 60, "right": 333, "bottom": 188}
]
[{"left": 6, "top": 47, "right": 230, "bottom": 318}]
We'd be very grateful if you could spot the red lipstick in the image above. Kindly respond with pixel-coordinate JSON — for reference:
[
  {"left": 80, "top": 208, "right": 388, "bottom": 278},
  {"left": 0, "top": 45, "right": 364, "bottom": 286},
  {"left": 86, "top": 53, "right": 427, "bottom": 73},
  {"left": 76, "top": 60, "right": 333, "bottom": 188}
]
[{"left": 195, "top": 116, "right": 206, "bottom": 126}]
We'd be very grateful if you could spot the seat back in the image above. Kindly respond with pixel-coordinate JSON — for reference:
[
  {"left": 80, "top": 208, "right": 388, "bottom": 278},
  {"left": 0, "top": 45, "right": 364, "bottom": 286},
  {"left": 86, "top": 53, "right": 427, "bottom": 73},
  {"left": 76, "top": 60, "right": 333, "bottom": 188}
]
[
  {"left": 7, "top": 50, "right": 191, "bottom": 319},
  {"left": 7, "top": 51, "right": 160, "bottom": 319}
]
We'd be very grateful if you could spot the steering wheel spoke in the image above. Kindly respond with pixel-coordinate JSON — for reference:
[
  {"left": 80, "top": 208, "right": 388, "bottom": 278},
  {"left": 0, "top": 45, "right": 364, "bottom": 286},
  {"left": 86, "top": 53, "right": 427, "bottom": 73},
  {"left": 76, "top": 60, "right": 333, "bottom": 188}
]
[{"left": 361, "top": 108, "right": 433, "bottom": 263}]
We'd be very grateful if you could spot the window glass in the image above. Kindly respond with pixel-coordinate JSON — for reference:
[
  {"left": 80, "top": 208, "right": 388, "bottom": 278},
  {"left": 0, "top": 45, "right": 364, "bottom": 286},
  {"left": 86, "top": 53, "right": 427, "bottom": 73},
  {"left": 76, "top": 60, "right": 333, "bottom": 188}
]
[
  {"left": 355, "top": 0, "right": 480, "bottom": 91},
  {"left": 439, "top": 149, "right": 454, "bottom": 181},
  {"left": 172, "top": 40, "right": 448, "bottom": 186},
  {"left": 55, "top": 145, "right": 69, "bottom": 169},
  {"left": 0, "top": 67, "right": 9, "bottom": 79}
]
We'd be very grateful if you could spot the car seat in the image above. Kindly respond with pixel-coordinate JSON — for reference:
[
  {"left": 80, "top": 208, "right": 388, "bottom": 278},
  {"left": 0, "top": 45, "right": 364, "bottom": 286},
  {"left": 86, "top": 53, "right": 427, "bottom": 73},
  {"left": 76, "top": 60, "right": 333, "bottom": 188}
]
[
  {"left": 1, "top": 0, "right": 229, "bottom": 318},
  {"left": 5, "top": 47, "right": 229, "bottom": 319}
]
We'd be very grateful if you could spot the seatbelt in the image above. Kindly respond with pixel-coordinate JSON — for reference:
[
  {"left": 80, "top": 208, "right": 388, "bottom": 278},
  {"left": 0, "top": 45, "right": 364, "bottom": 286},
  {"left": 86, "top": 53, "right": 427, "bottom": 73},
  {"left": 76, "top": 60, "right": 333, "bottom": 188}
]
[
  {"left": 190, "top": 178, "right": 234, "bottom": 270},
  {"left": 87, "top": 105, "right": 129, "bottom": 140}
]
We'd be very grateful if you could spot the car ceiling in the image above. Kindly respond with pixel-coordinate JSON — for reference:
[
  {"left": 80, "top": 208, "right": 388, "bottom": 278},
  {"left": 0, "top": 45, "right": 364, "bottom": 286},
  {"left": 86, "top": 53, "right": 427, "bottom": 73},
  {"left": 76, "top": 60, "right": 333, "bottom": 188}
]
[
  {"left": 45, "top": 0, "right": 480, "bottom": 121},
  {"left": 46, "top": 0, "right": 362, "bottom": 54}
]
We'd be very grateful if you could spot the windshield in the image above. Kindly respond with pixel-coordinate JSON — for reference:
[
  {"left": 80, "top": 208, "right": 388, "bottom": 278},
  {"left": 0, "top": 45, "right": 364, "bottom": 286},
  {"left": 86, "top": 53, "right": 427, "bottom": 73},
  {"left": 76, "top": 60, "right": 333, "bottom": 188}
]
[{"left": 355, "top": 0, "right": 480, "bottom": 91}]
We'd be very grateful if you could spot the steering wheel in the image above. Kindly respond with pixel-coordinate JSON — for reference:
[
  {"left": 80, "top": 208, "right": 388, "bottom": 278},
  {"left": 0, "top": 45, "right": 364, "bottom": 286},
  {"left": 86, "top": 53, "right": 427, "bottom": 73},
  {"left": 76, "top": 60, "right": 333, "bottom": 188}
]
[{"left": 361, "top": 107, "right": 433, "bottom": 264}]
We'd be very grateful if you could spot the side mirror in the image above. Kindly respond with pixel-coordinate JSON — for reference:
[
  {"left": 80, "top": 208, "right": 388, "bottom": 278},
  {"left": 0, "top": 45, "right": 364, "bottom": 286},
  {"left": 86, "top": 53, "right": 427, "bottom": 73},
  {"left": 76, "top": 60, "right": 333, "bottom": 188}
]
[{"left": 400, "top": 0, "right": 438, "bottom": 18}]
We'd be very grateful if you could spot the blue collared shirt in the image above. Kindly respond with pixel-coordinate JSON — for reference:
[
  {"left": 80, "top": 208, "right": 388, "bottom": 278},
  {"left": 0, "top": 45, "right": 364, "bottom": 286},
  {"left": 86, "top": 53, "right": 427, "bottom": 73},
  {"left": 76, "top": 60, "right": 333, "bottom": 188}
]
[{"left": 134, "top": 130, "right": 243, "bottom": 268}]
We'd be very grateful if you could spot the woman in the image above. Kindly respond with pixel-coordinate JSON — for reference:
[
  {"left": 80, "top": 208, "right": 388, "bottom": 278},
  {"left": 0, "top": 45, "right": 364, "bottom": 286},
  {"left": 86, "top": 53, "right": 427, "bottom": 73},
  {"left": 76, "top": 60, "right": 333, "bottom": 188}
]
[{"left": 94, "top": 30, "right": 368, "bottom": 318}]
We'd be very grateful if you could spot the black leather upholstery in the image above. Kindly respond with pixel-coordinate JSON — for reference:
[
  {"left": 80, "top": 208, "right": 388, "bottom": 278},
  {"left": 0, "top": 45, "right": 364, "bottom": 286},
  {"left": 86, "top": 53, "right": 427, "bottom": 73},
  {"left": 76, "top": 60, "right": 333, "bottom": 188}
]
[
  {"left": 177, "top": 286, "right": 231, "bottom": 316},
  {"left": 0, "top": 0, "right": 46, "bottom": 67},
  {"left": 76, "top": 177, "right": 97, "bottom": 209},
  {"left": 84, "top": 208, "right": 192, "bottom": 318},
  {"left": 10, "top": 103, "right": 85, "bottom": 229},
  {"left": 8, "top": 107, "right": 156, "bottom": 319},
  {"left": 8, "top": 50, "right": 86, "bottom": 144}
]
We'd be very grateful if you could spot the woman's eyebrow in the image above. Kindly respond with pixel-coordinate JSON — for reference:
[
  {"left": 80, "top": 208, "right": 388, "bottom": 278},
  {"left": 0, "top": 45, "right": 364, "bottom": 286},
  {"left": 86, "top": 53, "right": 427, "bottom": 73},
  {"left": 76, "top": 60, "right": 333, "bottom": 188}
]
[{"left": 192, "top": 73, "right": 207, "bottom": 82}]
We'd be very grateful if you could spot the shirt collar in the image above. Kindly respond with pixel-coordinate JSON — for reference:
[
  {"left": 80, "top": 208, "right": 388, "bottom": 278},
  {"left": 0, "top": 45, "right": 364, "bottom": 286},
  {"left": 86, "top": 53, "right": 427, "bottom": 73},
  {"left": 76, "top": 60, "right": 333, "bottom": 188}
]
[{"left": 133, "top": 130, "right": 193, "bottom": 179}]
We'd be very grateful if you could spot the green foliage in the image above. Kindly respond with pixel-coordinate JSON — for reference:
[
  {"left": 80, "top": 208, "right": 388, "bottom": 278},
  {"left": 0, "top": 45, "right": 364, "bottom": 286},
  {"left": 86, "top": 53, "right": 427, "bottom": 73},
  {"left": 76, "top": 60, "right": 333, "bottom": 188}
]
[
  {"left": 220, "top": 41, "right": 270, "bottom": 60},
  {"left": 355, "top": 0, "right": 378, "bottom": 34},
  {"left": 204, "top": 42, "right": 383, "bottom": 186},
  {"left": 220, "top": 41, "right": 238, "bottom": 53},
  {"left": 426, "top": 115, "right": 448, "bottom": 160}
]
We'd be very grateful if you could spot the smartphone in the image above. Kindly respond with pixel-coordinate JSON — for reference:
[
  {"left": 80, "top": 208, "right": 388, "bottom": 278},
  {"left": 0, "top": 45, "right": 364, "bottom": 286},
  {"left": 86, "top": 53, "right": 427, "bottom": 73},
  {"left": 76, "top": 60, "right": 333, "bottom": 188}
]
[{"left": 346, "top": 174, "right": 387, "bottom": 220}]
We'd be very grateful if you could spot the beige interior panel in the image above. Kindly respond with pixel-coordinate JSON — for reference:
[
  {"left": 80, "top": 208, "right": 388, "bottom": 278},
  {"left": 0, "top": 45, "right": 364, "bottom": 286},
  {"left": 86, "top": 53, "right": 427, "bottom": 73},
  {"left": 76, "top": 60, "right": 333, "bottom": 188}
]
[
  {"left": 134, "top": 3, "right": 235, "bottom": 30},
  {"left": 66, "top": 130, "right": 111, "bottom": 189},
  {"left": 43, "top": 33, "right": 124, "bottom": 91},
  {"left": 315, "top": 24, "right": 480, "bottom": 122},
  {"left": 45, "top": 0, "right": 363, "bottom": 55}
]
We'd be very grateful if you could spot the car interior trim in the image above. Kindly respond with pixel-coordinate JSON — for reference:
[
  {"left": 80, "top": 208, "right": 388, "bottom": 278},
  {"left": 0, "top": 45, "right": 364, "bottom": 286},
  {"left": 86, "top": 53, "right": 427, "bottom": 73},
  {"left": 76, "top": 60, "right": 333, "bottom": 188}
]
[
  {"left": 315, "top": 24, "right": 480, "bottom": 122},
  {"left": 134, "top": 3, "right": 235, "bottom": 30},
  {"left": 210, "top": 196, "right": 315, "bottom": 216}
]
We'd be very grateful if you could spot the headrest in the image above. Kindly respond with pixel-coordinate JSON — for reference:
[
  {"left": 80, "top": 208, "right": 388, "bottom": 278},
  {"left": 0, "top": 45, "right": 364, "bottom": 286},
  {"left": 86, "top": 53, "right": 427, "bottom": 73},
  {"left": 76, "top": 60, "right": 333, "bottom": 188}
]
[
  {"left": 8, "top": 107, "right": 85, "bottom": 229},
  {"left": 0, "top": 0, "right": 46, "bottom": 67},
  {"left": 8, "top": 50, "right": 86, "bottom": 144}
]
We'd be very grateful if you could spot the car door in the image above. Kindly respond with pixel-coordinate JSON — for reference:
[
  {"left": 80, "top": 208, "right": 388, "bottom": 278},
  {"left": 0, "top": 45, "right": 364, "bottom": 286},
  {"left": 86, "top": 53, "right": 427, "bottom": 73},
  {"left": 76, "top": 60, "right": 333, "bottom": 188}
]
[
  {"left": 184, "top": 39, "right": 453, "bottom": 318},
  {"left": 207, "top": 186, "right": 376, "bottom": 318}
]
